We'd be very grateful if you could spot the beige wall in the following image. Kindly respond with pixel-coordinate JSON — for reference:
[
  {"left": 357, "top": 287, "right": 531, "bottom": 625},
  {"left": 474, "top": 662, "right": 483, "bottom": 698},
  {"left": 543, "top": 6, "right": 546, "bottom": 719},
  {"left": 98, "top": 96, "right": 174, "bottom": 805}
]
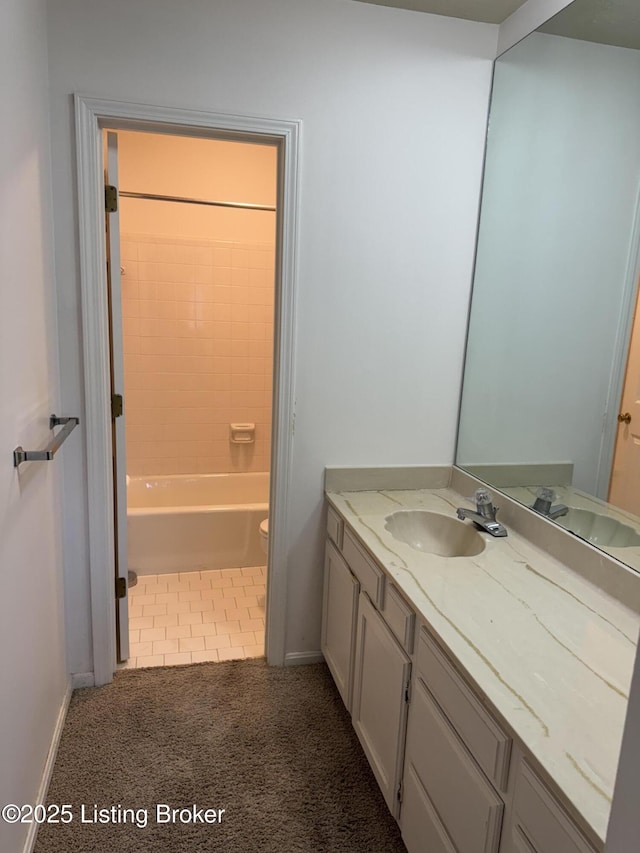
[{"left": 118, "top": 132, "right": 276, "bottom": 476}]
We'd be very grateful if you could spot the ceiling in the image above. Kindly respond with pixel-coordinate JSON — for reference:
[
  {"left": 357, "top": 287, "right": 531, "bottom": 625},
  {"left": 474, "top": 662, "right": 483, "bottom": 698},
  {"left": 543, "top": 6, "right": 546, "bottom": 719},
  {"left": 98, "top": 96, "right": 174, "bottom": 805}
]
[
  {"left": 540, "top": 0, "right": 640, "bottom": 50},
  {"left": 351, "top": 1, "right": 640, "bottom": 49},
  {"left": 350, "top": 0, "right": 530, "bottom": 24}
]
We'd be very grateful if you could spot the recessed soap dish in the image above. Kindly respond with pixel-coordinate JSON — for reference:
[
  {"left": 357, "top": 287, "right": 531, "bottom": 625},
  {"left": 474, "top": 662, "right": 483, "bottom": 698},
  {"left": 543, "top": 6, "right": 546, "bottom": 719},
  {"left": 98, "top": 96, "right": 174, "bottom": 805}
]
[{"left": 230, "top": 423, "right": 255, "bottom": 444}]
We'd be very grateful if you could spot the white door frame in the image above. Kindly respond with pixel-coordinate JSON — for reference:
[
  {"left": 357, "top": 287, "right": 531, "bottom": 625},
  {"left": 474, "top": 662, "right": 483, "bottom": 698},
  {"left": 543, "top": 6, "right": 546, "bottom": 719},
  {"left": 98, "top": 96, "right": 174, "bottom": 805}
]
[
  {"left": 596, "top": 181, "right": 640, "bottom": 499},
  {"left": 74, "top": 94, "right": 301, "bottom": 685}
]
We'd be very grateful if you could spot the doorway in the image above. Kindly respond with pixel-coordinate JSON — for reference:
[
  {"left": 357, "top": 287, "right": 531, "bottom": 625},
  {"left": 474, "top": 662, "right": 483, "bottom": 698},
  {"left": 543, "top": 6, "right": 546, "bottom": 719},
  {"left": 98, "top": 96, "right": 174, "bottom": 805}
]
[
  {"left": 108, "top": 129, "right": 277, "bottom": 668},
  {"left": 75, "top": 96, "right": 300, "bottom": 685}
]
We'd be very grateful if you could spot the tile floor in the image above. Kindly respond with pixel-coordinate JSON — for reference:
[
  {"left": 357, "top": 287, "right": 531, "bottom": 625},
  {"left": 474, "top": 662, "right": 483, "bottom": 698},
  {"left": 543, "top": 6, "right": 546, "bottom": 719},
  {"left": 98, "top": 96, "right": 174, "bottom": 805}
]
[{"left": 122, "top": 566, "right": 266, "bottom": 669}]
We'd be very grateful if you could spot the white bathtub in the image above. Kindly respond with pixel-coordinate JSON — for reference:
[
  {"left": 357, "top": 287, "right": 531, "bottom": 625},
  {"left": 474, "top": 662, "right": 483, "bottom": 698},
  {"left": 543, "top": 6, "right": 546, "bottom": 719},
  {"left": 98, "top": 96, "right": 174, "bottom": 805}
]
[{"left": 127, "top": 472, "right": 269, "bottom": 574}]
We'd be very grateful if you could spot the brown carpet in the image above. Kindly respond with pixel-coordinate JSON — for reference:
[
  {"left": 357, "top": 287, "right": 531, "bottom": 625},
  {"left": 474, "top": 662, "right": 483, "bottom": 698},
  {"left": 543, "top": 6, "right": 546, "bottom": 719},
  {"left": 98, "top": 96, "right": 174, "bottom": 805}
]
[{"left": 35, "top": 659, "right": 407, "bottom": 852}]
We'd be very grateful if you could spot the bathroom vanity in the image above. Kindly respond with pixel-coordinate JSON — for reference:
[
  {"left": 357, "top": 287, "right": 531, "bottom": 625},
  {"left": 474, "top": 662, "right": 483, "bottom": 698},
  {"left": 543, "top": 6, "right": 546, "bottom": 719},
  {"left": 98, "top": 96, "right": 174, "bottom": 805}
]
[{"left": 322, "top": 468, "right": 640, "bottom": 853}]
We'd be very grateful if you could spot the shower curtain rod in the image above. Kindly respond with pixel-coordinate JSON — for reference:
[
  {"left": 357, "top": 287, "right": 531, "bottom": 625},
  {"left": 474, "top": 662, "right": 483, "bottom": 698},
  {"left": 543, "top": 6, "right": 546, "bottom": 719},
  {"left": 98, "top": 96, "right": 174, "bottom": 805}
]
[{"left": 119, "top": 190, "right": 276, "bottom": 213}]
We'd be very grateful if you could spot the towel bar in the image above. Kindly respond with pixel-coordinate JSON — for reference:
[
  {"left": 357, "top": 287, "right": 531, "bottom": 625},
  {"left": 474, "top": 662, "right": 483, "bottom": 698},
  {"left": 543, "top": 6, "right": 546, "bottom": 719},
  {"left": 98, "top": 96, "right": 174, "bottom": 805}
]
[{"left": 13, "top": 415, "right": 80, "bottom": 467}]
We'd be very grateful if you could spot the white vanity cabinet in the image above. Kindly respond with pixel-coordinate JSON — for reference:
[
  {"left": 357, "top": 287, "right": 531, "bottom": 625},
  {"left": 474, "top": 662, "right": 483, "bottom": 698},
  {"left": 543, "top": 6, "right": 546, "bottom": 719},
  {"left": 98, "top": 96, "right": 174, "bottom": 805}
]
[{"left": 322, "top": 500, "right": 603, "bottom": 853}]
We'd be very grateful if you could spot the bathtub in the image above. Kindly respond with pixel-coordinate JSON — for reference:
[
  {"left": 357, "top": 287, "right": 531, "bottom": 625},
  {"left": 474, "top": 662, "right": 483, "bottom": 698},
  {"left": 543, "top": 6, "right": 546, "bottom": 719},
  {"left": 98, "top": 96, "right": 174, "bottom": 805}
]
[{"left": 127, "top": 472, "right": 269, "bottom": 574}]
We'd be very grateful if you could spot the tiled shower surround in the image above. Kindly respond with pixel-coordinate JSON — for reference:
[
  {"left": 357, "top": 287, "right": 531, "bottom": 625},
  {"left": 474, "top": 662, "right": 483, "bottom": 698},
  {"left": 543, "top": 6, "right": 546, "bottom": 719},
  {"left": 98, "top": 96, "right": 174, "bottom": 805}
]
[{"left": 121, "top": 234, "right": 274, "bottom": 476}]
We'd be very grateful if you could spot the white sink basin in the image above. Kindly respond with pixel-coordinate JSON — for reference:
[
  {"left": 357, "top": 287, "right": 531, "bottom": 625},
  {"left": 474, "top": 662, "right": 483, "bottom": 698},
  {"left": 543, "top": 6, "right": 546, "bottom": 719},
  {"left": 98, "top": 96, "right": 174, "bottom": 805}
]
[
  {"left": 384, "top": 510, "right": 486, "bottom": 558},
  {"left": 556, "top": 509, "right": 640, "bottom": 548}
]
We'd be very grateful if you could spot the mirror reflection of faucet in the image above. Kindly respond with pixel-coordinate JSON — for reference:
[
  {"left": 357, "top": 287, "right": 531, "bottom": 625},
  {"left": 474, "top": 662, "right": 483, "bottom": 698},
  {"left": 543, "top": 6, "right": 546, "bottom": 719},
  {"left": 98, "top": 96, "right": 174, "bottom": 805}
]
[
  {"left": 456, "top": 488, "right": 508, "bottom": 537},
  {"left": 531, "top": 487, "right": 568, "bottom": 520}
]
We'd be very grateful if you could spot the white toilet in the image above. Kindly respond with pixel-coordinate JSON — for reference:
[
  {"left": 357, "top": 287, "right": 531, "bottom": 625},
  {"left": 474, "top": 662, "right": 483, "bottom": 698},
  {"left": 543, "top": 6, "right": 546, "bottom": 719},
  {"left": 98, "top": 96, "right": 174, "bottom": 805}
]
[{"left": 259, "top": 518, "right": 269, "bottom": 556}]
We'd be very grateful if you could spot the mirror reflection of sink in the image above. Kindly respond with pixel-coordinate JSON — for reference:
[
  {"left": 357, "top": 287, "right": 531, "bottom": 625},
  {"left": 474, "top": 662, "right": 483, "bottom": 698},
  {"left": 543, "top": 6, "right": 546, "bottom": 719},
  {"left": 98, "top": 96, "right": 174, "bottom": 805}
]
[
  {"left": 556, "top": 509, "right": 640, "bottom": 548},
  {"left": 384, "top": 511, "right": 486, "bottom": 558}
]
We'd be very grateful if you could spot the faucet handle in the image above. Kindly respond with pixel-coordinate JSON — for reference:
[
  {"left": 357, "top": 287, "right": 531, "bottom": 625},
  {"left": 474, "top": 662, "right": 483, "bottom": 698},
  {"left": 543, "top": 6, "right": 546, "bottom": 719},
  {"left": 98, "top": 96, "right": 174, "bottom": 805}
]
[
  {"left": 464, "top": 488, "right": 492, "bottom": 504},
  {"left": 476, "top": 488, "right": 498, "bottom": 510},
  {"left": 474, "top": 488, "right": 499, "bottom": 520},
  {"left": 536, "top": 487, "right": 556, "bottom": 502},
  {"left": 475, "top": 487, "right": 493, "bottom": 505}
]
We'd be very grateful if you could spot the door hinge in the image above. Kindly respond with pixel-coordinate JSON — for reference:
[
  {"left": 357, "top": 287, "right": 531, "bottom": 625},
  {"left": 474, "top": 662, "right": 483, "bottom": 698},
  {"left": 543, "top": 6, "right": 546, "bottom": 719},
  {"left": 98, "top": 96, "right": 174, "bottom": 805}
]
[
  {"left": 397, "top": 782, "right": 403, "bottom": 804},
  {"left": 115, "top": 577, "right": 127, "bottom": 599},
  {"left": 404, "top": 679, "right": 411, "bottom": 704},
  {"left": 111, "top": 393, "right": 123, "bottom": 419},
  {"left": 105, "top": 184, "right": 118, "bottom": 213}
]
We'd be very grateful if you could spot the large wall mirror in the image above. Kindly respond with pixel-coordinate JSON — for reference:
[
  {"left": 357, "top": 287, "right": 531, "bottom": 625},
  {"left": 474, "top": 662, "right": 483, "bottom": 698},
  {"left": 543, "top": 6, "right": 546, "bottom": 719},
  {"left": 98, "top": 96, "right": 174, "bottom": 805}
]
[{"left": 456, "top": 0, "right": 640, "bottom": 571}]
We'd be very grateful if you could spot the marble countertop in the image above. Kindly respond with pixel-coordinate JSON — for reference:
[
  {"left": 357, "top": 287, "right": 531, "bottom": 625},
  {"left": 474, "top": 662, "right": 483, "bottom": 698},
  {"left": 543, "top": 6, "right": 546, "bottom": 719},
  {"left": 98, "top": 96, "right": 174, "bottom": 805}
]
[{"left": 326, "top": 486, "right": 640, "bottom": 845}]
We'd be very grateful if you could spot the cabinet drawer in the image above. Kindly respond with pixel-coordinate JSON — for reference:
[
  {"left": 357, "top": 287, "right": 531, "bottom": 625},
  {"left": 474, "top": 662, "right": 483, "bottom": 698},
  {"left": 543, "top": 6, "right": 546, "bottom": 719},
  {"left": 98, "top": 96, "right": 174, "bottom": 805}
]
[
  {"left": 416, "top": 628, "right": 511, "bottom": 791},
  {"left": 343, "top": 528, "right": 385, "bottom": 608},
  {"left": 326, "top": 504, "right": 344, "bottom": 550},
  {"left": 512, "top": 762, "right": 596, "bottom": 853},
  {"left": 382, "top": 583, "right": 415, "bottom": 653},
  {"left": 402, "top": 678, "right": 504, "bottom": 853}
]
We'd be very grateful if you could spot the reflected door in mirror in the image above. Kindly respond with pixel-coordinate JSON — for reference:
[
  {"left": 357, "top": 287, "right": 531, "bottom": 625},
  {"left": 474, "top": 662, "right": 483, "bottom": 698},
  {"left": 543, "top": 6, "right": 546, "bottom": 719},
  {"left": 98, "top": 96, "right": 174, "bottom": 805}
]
[{"left": 610, "top": 277, "right": 640, "bottom": 516}]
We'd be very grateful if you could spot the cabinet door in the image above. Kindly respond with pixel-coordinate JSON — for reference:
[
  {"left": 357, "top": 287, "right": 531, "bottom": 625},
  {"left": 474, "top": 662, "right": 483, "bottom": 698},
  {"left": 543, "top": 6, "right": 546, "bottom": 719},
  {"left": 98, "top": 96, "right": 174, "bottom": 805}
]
[
  {"left": 402, "top": 763, "right": 457, "bottom": 853},
  {"left": 401, "top": 678, "right": 504, "bottom": 853},
  {"left": 321, "top": 541, "right": 359, "bottom": 712},
  {"left": 352, "top": 591, "right": 411, "bottom": 817}
]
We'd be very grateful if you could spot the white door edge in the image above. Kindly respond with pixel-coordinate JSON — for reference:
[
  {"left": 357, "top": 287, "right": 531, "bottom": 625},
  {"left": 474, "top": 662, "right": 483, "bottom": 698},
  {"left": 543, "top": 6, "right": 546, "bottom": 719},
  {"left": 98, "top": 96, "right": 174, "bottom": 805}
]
[
  {"left": 106, "top": 132, "right": 129, "bottom": 661},
  {"left": 596, "top": 180, "right": 640, "bottom": 500},
  {"left": 74, "top": 94, "right": 301, "bottom": 684}
]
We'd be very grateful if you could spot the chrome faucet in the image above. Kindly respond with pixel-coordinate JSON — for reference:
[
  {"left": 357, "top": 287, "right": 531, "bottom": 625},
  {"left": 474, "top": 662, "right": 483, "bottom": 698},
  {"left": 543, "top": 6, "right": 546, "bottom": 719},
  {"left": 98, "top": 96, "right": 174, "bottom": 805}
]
[
  {"left": 456, "top": 488, "right": 508, "bottom": 537},
  {"left": 530, "top": 487, "right": 568, "bottom": 520}
]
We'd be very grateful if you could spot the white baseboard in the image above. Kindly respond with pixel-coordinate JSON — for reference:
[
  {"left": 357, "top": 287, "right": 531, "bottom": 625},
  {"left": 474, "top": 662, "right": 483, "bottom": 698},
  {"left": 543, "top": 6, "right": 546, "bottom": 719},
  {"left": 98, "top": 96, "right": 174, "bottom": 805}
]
[
  {"left": 23, "top": 680, "right": 72, "bottom": 853},
  {"left": 284, "top": 651, "right": 325, "bottom": 666},
  {"left": 71, "top": 672, "right": 95, "bottom": 689}
]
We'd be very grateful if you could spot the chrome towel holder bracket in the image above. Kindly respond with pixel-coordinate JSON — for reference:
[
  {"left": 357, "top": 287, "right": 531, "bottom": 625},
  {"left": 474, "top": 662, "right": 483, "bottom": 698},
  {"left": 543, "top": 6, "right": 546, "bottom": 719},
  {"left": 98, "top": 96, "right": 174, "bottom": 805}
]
[{"left": 13, "top": 415, "right": 80, "bottom": 468}]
